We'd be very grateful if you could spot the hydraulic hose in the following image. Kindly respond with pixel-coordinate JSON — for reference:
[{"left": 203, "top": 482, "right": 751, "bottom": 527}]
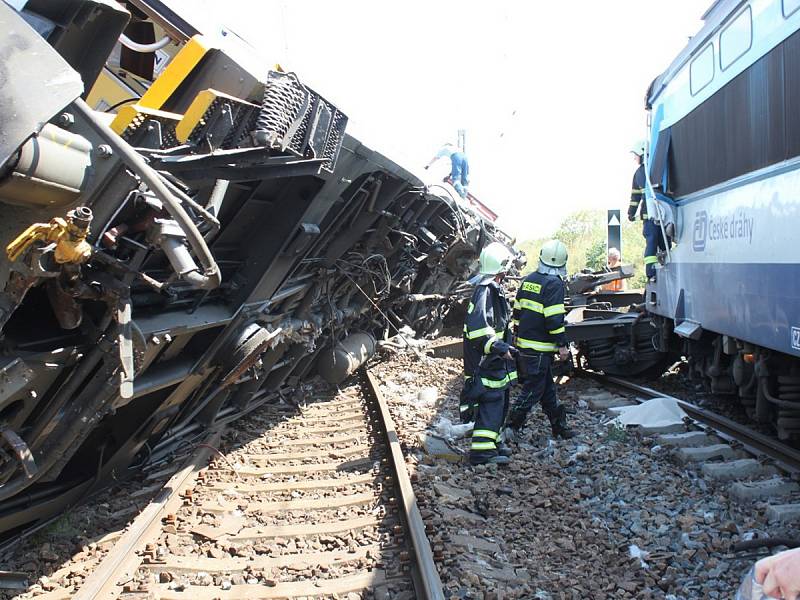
[
  {"left": 119, "top": 34, "right": 171, "bottom": 53},
  {"left": 73, "top": 98, "right": 221, "bottom": 290},
  {"left": 759, "top": 376, "right": 800, "bottom": 409},
  {"left": 157, "top": 171, "right": 221, "bottom": 235}
]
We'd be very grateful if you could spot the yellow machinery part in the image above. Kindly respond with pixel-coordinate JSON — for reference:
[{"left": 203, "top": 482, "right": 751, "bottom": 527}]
[
  {"left": 6, "top": 210, "right": 92, "bottom": 264},
  {"left": 175, "top": 88, "right": 258, "bottom": 143},
  {"left": 175, "top": 89, "right": 218, "bottom": 143},
  {"left": 85, "top": 67, "right": 140, "bottom": 112},
  {"left": 138, "top": 35, "right": 211, "bottom": 111},
  {"left": 110, "top": 104, "right": 182, "bottom": 137}
]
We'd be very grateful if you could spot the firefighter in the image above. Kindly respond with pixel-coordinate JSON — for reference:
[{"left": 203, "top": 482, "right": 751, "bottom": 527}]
[
  {"left": 627, "top": 140, "right": 665, "bottom": 280},
  {"left": 462, "top": 242, "right": 517, "bottom": 465},
  {"left": 507, "top": 239, "right": 575, "bottom": 439}
]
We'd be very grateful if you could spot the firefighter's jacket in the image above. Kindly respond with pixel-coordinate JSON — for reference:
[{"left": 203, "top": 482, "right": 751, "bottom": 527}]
[
  {"left": 512, "top": 270, "right": 567, "bottom": 354},
  {"left": 462, "top": 280, "right": 517, "bottom": 391},
  {"left": 628, "top": 163, "right": 648, "bottom": 220}
]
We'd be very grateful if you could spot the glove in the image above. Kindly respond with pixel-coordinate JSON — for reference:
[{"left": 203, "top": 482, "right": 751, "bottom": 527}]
[
  {"left": 490, "top": 340, "right": 512, "bottom": 356},
  {"left": 628, "top": 213, "right": 636, "bottom": 222},
  {"left": 424, "top": 165, "right": 429, "bottom": 170}
]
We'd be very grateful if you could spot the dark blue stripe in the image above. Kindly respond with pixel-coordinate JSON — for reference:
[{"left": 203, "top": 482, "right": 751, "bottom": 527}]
[{"left": 674, "top": 156, "right": 800, "bottom": 206}]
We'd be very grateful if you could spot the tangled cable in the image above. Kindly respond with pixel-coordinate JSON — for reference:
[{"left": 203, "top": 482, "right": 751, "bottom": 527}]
[{"left": 335, "top": 253, "right": 392, "bottom": 296}]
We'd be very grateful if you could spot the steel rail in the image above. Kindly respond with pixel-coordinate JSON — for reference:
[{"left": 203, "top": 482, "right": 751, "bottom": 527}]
[
  {"left": 363, "top": 370, "right": 445, "bottom": 600},
  {"left": 74, "top": 430, "right": 221, "bottom": 600},
  {"left": 582, "top": 371, "right": 800, "bottom": 474}
]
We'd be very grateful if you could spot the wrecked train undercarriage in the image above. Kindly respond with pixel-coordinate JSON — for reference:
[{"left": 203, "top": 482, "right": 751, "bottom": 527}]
[{"left": 0, "top": 0, "right": 508, "bottom": 538}]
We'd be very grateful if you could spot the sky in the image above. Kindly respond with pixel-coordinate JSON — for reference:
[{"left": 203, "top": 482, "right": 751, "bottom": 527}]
[{"left": 164, "top": 0, "right": 705, "bottom": 241}]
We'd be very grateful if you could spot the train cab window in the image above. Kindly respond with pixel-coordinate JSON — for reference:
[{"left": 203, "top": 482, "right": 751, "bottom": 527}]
[
  {"left": 720, "top": 6, "right": 752, "bottom": 70},
  {"left": 784, "top": 0, "right": 800, "bottom": 17},
  {"left": 690, "top": 43, "right": 715, "bottom": 95}
]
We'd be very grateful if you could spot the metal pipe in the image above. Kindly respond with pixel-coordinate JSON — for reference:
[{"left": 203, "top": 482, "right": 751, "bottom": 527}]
[
  {"left": 759, "top": 376, "right": 800, "bottom": 409},
  {"left": 366, "top": 178, "right": 383, "bottom": 212},
  {"left": 72, "top": 99, "right": 220, "bottom": 290},
  {"left": 206, "top": 179, "right": 229, "bottom": 215},
  {"left": 119, "top": 34, "right": 171, "bottom": 53},
  {"left": 733, "top": 538, "right": 800, "bottom": 552}
]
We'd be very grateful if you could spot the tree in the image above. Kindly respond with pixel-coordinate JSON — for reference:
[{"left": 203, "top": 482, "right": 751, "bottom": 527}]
[
  {"left": 584, "top": 239, "right": 607, "bottom": 271},
  {"left": 517, "top": 208, "right": 648, "bottom": 288}
]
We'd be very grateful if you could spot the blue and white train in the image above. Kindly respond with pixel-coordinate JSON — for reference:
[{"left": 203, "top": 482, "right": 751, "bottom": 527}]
[{"left": 643, "top": 0, "right": 800, "bottom": 439}]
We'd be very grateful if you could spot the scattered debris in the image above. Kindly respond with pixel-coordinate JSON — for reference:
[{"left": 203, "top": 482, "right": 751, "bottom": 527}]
[
  {"left": 370, "top": 351, "right": 800, "bottom": 598},
  {"left": 609, "top": 396, "right": 688, "bottom": 429}
]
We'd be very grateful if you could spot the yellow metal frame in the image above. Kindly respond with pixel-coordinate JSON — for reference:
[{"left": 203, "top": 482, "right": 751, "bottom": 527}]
[
  {"left": 86, "top": 67, "right": 140, "bottom": 112},
  {"left": 139, "top": 35, "right": 212, "bottom": 110},
  {"left": 176, "top": 89, "right": 258, "bottom": 143},
  {"left": 110, "top": 104, "right": 182, "bottom": 136}
]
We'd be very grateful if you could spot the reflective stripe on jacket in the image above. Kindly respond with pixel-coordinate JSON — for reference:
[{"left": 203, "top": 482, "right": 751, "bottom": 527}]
[
  {"left": 512, "top": 270, "right": 567, "bottom": 353},
  {"left": 628, "top": 163, "right": 648, "bottom": 221},
  {"left": 462, "top": 280, "right": 516, "bottom": 390}
]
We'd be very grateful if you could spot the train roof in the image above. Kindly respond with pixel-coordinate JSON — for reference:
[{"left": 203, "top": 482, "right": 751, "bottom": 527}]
[{"left": 646, "top": 0, "right": 743, "bottom": 108}]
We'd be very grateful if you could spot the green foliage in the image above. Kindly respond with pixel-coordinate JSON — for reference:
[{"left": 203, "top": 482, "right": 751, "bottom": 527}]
[
  {"left": 584, "top": 239, "right": 607, "bottom": 272},
  {"left": 517, "top": 209, "right": 648, "bottom": 288},
  {"left": 606, "top": 422, "right": 628, "bottom": 443},
  {"left": 30, "top": 514, "right": 80, "bottom": 544}
]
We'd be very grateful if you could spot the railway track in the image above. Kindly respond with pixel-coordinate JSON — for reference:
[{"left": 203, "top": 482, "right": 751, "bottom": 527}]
[
  {"left": 585, "top": 372, "right": 800, "bottom": 474},
  {"left": 66, "top": 370, "right": 443, "bottom": 600},
  {"left": 581, "top": 370, "right": 800, "bottom": 526}
]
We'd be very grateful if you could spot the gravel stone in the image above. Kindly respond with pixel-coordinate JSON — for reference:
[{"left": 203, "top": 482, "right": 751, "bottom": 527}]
[{"left": 369, "top": 349, "right": 800, "bottom": 598}]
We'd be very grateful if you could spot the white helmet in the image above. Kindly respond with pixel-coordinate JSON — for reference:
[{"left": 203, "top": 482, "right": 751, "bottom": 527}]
[
  {"left": 538, "top": 239, "right": 568, "bottom": 276},
  {"left": 479, "top": 242, "right": 514, "bottom": 276},
  {"left": 630, "top": 140, "right": 646, "bottom": 156}
]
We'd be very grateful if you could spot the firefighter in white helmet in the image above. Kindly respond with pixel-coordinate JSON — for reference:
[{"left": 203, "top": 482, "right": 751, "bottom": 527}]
[
  {"left": 507, "top": 239, "right": 575, "bottom": 439},
  {"left": 628, "top": 140, "right": 665, "bottom": 280},
  {"left": 462, "top": 242, "right": 518, "bottom": 465}
]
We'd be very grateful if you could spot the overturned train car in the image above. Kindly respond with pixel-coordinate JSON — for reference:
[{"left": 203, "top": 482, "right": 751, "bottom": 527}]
[{"left": 0, "top": 0, "right": 502, "bottom": 537}]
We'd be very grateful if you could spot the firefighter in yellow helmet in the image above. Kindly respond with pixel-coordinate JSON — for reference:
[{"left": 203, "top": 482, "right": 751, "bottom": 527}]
[
  {"left": 507, "top": 240, "right": 575, "bottom": 439},
  {"left": 462, "top": 242, "right": 518, "bottom": 465}
]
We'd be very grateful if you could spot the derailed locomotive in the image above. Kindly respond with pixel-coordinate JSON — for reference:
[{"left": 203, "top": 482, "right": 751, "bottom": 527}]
[
  {"left": 0, "top": 0, "right": 507, "bottom": 537},
  {"left": 571, "top": 0, "right": 800, "bottom": 443}
]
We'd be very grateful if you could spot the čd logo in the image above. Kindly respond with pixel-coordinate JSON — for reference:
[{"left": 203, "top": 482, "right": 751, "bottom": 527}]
[{"left": 693, "top": 210, "right": 708, "bottom": 252}]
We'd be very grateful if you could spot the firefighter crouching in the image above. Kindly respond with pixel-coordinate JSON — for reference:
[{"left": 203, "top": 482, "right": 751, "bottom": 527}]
[
  {"left": 507, "top": 239, "right": 575, "bottom": 439},
  {"left": 462, "top": 242, "right": 518, "bottom": 466}
]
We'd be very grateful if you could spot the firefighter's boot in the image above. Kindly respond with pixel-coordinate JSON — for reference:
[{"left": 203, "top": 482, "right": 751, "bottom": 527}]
[{"left": 550, "top": 405, "right": 575, "bottom": 440}]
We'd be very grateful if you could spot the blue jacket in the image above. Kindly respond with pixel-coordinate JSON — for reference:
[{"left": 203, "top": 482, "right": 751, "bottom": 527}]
[
  {"left": 628, "top": 163, "right": 648, "bottom": 220},
  {"left": 463, "top": 280, "right": 517, "bottom": 390},
  {"left": 512, "top": 270, "right": 567, "bottom": 354}
]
